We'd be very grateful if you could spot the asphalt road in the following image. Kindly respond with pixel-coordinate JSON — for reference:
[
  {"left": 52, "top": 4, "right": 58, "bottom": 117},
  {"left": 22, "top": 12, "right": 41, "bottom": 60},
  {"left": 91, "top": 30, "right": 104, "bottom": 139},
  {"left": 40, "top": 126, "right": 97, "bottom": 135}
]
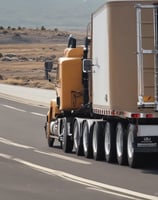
[{"left": 0, "top": 95, "right": 158, "bottom": 200}]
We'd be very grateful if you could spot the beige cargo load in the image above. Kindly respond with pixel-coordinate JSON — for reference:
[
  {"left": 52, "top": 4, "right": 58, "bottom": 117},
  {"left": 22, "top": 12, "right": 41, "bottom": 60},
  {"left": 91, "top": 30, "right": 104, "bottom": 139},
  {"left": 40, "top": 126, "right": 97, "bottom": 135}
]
[{"left": 92, "top": 0, "right": 158, "bottom": 113}]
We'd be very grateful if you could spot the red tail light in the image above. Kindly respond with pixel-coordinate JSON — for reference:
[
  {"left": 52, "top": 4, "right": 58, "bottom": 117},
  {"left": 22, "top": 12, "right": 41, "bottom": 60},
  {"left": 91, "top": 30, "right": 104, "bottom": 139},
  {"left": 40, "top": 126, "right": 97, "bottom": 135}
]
[
  {"left": 131, "top": 113, "right": 140, "bottom": 118},
  {"left": 146, "top": 114, "right": 153, "bottom": 118}
]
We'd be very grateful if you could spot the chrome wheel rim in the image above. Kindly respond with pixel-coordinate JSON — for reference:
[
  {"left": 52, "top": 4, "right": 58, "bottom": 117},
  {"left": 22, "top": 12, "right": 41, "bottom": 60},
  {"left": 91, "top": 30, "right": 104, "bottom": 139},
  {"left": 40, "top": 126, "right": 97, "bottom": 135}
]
[
  {"left": 73, "top": 122, "right": 79, "bottom": 149},
  {"left": 92, "top": 124, "right": 97, "bottom": 153},
  {"left": 116, "top": 123, "right": 123, "bottom": 157},
  {"left": 83, "top": 124, "right": 88, "bottom": 152},
  {"left": 104, "top": 122, "right": 111, "bottom": 155},
  {"left": 127, "top": 126, "right": 134, "bottom": 159}
]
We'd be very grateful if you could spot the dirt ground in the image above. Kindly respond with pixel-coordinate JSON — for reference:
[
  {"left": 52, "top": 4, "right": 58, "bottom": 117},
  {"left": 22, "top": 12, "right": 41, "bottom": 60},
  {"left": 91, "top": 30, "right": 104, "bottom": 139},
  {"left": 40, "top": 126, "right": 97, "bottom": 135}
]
[{"left": 0, "top": 28, "right": 85, "bottom": 89}]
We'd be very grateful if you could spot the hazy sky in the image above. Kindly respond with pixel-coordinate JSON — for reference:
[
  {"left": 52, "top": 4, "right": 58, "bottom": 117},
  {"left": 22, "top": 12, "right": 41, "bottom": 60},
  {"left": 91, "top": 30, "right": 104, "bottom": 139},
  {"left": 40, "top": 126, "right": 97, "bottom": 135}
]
[{"left": 0, "top": 0, "right": 106, "bottom": 29}]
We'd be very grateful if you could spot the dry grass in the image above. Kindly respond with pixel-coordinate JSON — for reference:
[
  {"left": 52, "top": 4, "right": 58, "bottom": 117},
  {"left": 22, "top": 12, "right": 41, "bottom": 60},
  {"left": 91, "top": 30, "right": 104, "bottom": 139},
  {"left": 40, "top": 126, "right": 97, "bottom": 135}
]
[
  {"left": 0, "top": 29, "right": 85, "bottom": 89},
  {"left": 0, "top": 58, "right": 57, "bottom": 89},
  {"left": 0, "top": 28, "right": 85, "bottom": 89},
  {"left": 0, "top": 43, "right": 66, "bottom": 59},
  {"left": 0, "top": 29, "right": 79, "bottom": 89}
]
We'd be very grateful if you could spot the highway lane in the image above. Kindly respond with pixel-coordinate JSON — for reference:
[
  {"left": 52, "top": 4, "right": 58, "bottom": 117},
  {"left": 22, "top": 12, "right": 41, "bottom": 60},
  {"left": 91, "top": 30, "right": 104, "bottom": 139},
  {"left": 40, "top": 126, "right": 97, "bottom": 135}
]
[{"left": 0, "top": 97, "right": 158, "bottom": 200}]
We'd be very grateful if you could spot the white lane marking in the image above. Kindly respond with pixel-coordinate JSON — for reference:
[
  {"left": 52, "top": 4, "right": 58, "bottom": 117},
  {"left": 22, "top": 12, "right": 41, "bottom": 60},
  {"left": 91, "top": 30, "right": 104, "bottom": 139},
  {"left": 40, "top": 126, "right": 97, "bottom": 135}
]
[
  {"left": 34, "top": 150, "right": 91, "bottom": 165},
  {"left": 0, "top": 137, "right": 34, "bottom": 149},
  {"left": 2, "top": 104, "right": 26, "bottom": 112},
  {"left": 0, "top": 153, "right": 12, "bottom": 159},
  {"left": 0, "top": 153, "right": 157, "bottom": 200},
  {"left": 0, "top": 103, "right": 45, "bottom": 117},
  {"left": 87, "top": 187, "right": 141, "bottom": 200},
  {"left": 0, "top": 137, "right": 90, "bottom": 165},
  {"left": 31, "top": 112, "right": 45, "bottom": 117}
]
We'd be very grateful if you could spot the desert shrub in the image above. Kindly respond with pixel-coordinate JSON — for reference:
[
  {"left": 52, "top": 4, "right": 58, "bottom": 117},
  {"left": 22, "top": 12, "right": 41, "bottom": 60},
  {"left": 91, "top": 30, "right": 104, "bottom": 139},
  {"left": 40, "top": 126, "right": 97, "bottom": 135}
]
[
  {"left": 0, "top": 75, "right": 3, "bottom": 80},
  {"left": 41, "top": 26, "right": 46, "bottom": 31},
  {"left": 54, "top": 28, "right": 58, "bottom": 32},
  {"left": 2, "top": 30, "right": 8, "bottom": 34},
  {"left": 4, "top": 78, "right": 25, "bottom": 86},
  {"left": 14, "top": 33, "right": 21, "bottom": 38},
  {"left": 0, "top": 26, "right": 4, "bottom": 30},
  {"left": 22, "top": 32, "right": 28, "bottom": 35}
]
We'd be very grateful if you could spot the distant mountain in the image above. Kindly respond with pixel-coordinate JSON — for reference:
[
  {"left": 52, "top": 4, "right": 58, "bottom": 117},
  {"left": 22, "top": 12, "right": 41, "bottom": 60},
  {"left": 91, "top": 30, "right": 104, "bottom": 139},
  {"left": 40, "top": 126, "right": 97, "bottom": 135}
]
[{"left": 0, "top": 0, "right": 106, "bottom": 29}]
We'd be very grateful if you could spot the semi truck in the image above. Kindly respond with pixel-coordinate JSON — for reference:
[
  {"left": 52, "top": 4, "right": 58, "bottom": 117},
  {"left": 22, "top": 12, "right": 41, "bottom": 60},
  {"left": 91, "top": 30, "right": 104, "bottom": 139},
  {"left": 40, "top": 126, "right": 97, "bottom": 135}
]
[{"left": 45, "top": 0, "right": 158, "bottom": 168}]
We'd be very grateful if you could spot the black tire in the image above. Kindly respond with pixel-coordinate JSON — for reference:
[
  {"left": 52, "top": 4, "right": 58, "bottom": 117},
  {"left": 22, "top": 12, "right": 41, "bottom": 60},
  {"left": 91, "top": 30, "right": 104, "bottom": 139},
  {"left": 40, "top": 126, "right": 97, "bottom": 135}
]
[
  {"left": 104, "top": 121, "right": 116, "bottom": 163},
  {"left": 116, "top": 122, "right": 127, "bottom": 165},
  {"left": 127, "top": 124, "right": 139, "bottom": 168},
  {"left": 73, "top": 119, "right": 83, "bottom": 156},
  {"left": 82, "top": 121, "right": 93, "bottom": 158},
  {"left": 48, "top": 136, "right": 55, "bottom": 147},
  {"left": 61, "top": 118, "right": 73, "bottom": 153},
  {"left": 92, "top": 121, "right": 104, "bottom": 160},
  {"left": 46, "top": 121, "right": 55, "bottom": 147}
]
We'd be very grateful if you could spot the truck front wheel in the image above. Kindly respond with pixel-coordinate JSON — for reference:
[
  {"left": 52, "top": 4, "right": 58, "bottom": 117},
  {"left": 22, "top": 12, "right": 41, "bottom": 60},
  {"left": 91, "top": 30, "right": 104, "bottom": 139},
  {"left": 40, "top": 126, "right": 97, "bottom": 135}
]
[
  {"left": 45, "top": 122, "right": 55, "bottom": 147},
  {"left": 48, "top": 136, "right": 55, "bottom": 147}
]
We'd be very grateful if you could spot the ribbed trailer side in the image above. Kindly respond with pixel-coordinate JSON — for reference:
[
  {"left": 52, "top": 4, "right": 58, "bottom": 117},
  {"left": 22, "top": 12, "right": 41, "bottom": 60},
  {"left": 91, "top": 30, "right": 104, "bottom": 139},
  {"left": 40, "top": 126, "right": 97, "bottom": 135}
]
[{"left": 92, "top": 0, "right": 158, "bottom": 114}]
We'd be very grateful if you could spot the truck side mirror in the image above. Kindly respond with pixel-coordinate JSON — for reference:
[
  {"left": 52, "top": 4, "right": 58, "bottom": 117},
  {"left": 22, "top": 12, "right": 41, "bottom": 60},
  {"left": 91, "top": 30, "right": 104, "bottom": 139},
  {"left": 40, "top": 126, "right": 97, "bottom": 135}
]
[
  {"left": 44, "top": 60, "right": 53, "bottom": 80},
  {"left": 68, "top": 35, "right": 76, "bottom": 48},
  {"left": 83, "top": 59, "right": 92, "bottom": 73}
]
